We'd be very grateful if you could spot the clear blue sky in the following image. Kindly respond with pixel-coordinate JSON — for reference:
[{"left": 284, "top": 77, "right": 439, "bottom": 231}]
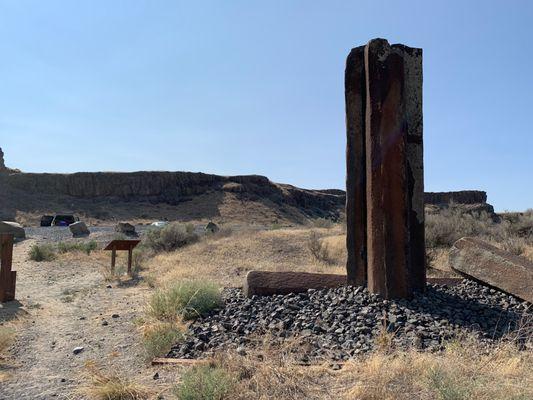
[{"left": 1, "top": 1, "right": 531, "bottom": 211}]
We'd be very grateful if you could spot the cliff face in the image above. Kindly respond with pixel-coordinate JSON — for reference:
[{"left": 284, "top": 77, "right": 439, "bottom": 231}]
[
  {"left": 424, "top": 191, "right": 487, "bottom": 205},
  {"left": 0, "top": 171, "right": 345, "bottom": 224},
  {"left": 0, "top": 166, "right": 494, "bottom": 225}
]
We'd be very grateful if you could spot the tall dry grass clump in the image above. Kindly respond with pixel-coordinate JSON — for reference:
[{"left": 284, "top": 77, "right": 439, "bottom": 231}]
[
  {"left": 147, "top": 280, "right": 222, "bottom": 321},
  {"left": 79, "top": 361, "right": 150, "bottom": 400},
  {"left": 174, "top": 364, "right": 235, "bottom": 400},
  {"left": 141, "top": 280, "right": 221, "bottom": 358}
]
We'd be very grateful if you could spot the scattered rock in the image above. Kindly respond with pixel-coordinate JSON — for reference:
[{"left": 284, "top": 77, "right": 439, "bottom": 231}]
[
  {"left": 153, "top": 372, "right": 160, "bottom": 380},
  {"left": 450, "top": 237, "right": 533, "bottom": 303},
  {"left": 115, "top": 222, "right": 136, "bottom": 236},
  {"left": 72, "top": 346, "right": 84, "bottom": 355},
  {"left": 168, "top": 280, "right": 530, "bottom": 362},
  {"left": 0, "top": 221, "right": 26, "bottom": 239},
  {"left": 112, "top": 314, "right": 119, "bottom": 319},
  {"left": 69, "top": 221, "right": 90, "bottom": 237},
  {"left": 101, "top": 320, "right": 109, "bottom": 326},
  {"left": 205, "top": 221, "right": 219, "bottom": 234}
]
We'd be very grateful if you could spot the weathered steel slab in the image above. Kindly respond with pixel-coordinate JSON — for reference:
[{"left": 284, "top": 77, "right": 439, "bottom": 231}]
[
  {"left": 345, "top": 45, "right": 367, "bottom": 286},
  {"left": 450, "top": 237, "right": 533, "bottom": 303}
]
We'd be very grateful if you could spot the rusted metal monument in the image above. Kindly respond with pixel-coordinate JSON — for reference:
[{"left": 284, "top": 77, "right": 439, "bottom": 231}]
[
  {"left": 345, "top": 38, "right": 425, "bottom": 299},
  {"left": 104, "top": 239, "right": 141, "bottom": 276},
  {"left": 0, "top": 234, "right": 16, "bottom": 302}
]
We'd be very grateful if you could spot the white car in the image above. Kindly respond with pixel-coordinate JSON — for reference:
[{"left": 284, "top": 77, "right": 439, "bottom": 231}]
[{"left": 150, "top": 221, "right": 169, "bottom": 228}]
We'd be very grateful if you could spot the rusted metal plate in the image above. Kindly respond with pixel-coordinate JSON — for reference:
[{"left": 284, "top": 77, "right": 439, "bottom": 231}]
[{"left": 104, "top": 239, "right": 141, "bottom": 251}]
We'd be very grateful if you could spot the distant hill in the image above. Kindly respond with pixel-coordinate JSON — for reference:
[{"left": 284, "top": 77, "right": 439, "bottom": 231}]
[
  {"left": 0, "top": 170, "right": 345, "bottom": 225},
  {"left": 0, "top": 147, "right": 492, "bottom": 226}
]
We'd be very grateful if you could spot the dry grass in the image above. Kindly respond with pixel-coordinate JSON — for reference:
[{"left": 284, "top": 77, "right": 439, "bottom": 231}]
[
  {"left": 140, "top": 321, "right": 184, "bottom": 360},
  {"left": 79, "top": 361, "right": 151, "bottom": 400},
  {"left": 183, "top": 338, "right": 532, "bottom": 400},
  {"left": 139, "top": 217, "right": 533, "bottom": 399},
  {"left": 340, "top": 341, "right": 532, "bottom": 400},
  {"left": 145, "top": 227, "right": 345, "bottom": 288}
]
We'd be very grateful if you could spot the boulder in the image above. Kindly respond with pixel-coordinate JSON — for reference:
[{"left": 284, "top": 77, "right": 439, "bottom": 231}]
[
  {"left": 115, "top": 222, "right": 136, "bottom": 236},
  {"left": 69, "top": 221, "right": 90, "bottom": 237},
  {"left": 0, "top": 221, "right": 25, "bottom": 239},
  {"left": 205, "top": 221, "right": 219, "bottom": 234},
  {"left": 450, "top": 237, "right": 533, "bottom": 303}
]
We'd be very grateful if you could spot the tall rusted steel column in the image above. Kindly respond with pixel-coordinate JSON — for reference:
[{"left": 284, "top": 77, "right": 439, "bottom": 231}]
[
  {"left": 345, "top": 38, "right": 425, "bottom": 299},
  {"left": 345, "top": 45, "right": 367, "bottom": 286}
]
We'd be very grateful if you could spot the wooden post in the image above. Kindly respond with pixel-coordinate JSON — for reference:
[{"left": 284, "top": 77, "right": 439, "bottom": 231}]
[
  {"left": 345, "top": 45, "right": 367, "bottom": 286},
  {"left": 111, "top": 246, "right": 117, "bottom": 275},
  {"left": 127, "top": 247, "right": 133, "bottom": 275},
  {"left": 0, "top": 234, "right": 16, "bottom": 302},
  {"left": 345, "top": 38, "right": 425, "bottom": 299}
]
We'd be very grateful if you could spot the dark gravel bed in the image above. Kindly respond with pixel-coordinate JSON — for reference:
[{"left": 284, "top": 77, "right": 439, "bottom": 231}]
[{"left": 168, "top": 280, "right": 531, "bottom": 362}]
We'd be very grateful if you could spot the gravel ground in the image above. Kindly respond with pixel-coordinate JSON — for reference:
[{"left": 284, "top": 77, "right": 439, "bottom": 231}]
[
  {"left": 169, "top": 280, "right": 531, "bottom": 362},
  {"left": 24, "top": 225, "right": 151, "bottom": 244}
]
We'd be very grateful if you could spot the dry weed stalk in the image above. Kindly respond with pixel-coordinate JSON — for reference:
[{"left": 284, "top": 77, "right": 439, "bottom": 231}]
[{"left": 79, "top": 360, "right": 151, "bottom": 400}]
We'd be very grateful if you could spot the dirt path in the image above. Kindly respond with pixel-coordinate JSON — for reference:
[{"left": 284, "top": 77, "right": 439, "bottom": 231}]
[{"left": 0, "top": 240, "right": 164, "bottom": 399}]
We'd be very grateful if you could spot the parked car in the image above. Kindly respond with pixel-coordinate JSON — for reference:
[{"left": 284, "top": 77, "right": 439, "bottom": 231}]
[
  {"left": 150, "top": 221, "right": 169, "bottom": 228},
  {"left": 51, "top": 215, "right": 79, "bottom": 226},
  {"left": 40, "top": 215, "right": 54, "bottom": 227}
]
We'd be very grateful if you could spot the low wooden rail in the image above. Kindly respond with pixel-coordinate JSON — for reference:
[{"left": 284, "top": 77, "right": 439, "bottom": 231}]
[{"left": 0, "top": 234, "right": 16, "bottom": 302}]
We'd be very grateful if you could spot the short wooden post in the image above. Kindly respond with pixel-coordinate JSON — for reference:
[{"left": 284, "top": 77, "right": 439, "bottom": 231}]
[
  {"left": 127, "top": 247, "right": 133, "bottom": 275},
  {"left": 0, "top": 234, "right": 16, "bottom": 302},
  {"left": 111, "top": 246, "right": 117, "bottom": 275}
]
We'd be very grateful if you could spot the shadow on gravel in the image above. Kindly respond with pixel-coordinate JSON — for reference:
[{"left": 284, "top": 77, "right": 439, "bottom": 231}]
[
  {"left": 398, "top": 285, "right": 528, "bottom": 340},
  {"left": 0, "top": 300, "right": 27, "bottom": 323}
]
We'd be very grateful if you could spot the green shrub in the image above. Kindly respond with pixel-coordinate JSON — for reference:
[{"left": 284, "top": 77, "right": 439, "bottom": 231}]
[
  {"left": 142, "top": 322, "right": 183, "bottom": 359},
  {"left": 29, "top": 244, "right": 56, "bottom": 262},
  {"left": 174, "top": 365, "right": 234, "bottom": 400},
  {"left": 148, "top": 280, "right": 222, "bottom": 321},
  {"left": 425, "top": 206, "right": 499, "bottom": 249},
  {"left": 143, "top": 223, "right": 198, "bottom": 253},
  {"left": 57, "top": 240, "right": 98, "bottom": 255}
]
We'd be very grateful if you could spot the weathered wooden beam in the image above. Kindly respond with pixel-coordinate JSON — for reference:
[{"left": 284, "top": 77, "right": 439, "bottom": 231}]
[
  {"left": 244, "top": 271, "right": 346, "bottom": 297},
  {"left": 345, "top": 45, "right": 367, "bottom": 286},
  {"left": 345, "top": 38, "right": 425, "bottom": 299},
  {"left": 0, "top": 234, "right": 16, "bottom": 302},
  {"left": 450, "top": 237, "right": 533, "bottom": 303},
  {"left": 243, "top": 271, "right": 457, "bottom": 297}
]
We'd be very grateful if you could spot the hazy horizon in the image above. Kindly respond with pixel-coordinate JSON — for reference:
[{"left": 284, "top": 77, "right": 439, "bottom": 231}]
[{"left": 1, "top": 1, "right": 532, "bottom": 212}]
